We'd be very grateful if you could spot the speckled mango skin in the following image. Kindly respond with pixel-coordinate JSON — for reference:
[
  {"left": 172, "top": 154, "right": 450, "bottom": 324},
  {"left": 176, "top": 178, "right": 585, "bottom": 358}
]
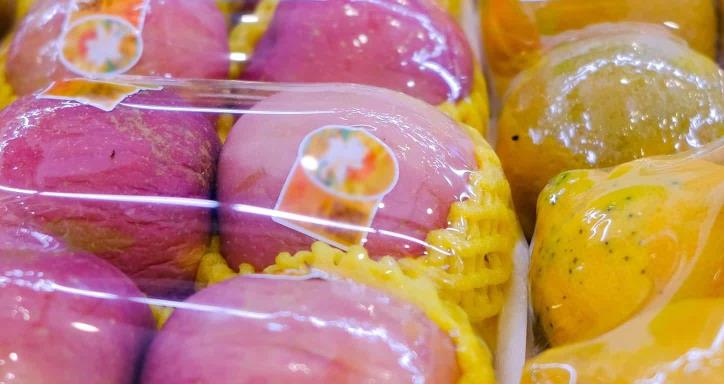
[
  {"left": 530, "top": 155, "right": 724, "bottom": 347},
  {"left": 496, "top": 25, "right": 724, "bottom": 237}
]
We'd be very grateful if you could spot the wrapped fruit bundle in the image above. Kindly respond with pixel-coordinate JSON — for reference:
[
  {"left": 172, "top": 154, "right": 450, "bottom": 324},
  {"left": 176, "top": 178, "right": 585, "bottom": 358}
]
[
  {"left": 0, "top": 0, "right": 230, "bottom": 109},
  {"left": 482, "top": 0, "right": 718, "bottom": 98},
  {"left": 228, "top": 0, "right": 489, "bottom": 133},
  {"left": 523, "top": 139, "right": 723, "bottom": 383},
  {"left": 0, "top": 77, "right": 527, "bottom": 383},
  {"left": 495, "top": 23, "right": 724, "bottom": 236}
]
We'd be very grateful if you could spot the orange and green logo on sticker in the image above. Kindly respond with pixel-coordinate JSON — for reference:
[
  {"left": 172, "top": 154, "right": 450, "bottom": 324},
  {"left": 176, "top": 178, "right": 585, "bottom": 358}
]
[
  {"left": 59, "top": 0, "right": 150, "bottom": 77},
  {"left": 274, "top": 126, "right": 399, "bottom": 250}
]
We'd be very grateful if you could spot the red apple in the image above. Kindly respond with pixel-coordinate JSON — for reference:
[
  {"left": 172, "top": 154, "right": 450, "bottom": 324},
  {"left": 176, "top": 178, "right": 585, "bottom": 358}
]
[
  {"left": 5, "top": 0, "right": 230, "bottom": 96},
  {"left": 0, "top": 227, "right": 154, "bottom": 384},
  {"left": 141, "top": 275, "right": 459, "bottom": 383},
  {"left": 0, "top": 91, "right": 220, "bottom": 296},
  {"left": 218, "top": 85, "right": 477, "bottom": 270},
  {"left": 241, "top": 0, "right": 474, "bottom": 105}
]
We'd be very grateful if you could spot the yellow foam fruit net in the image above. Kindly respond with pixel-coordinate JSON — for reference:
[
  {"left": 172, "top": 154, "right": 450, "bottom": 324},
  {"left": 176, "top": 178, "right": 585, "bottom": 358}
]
[
  {"left": 228, "top": 0, "right": 490, "bottom": 134},
  {"left": 197, "top": 124, "right": 519, "bottom": 384}
]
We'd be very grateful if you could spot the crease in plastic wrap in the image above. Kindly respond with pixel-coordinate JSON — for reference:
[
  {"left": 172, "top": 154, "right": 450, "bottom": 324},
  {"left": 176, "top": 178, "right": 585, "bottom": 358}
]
[
  {"left": 0, "top": 0, "right": 489, "bottom": 136},
  {"left": 0, "top": 75, "right": 527, "bottom": 384},
  {"left": 523, "top": 138, "right": 724, "bottom": 383}
]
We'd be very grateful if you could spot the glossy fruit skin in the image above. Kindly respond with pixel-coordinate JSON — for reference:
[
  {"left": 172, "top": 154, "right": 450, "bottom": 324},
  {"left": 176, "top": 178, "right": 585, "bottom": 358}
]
[
  {"left": 530, "top": 155, "right": 724, "bottom": 347},
  {"left": 483, "top": 0, "right": 717, "bottom": 98},
  {"left": 218, "top": 86, "right": 476, "bottom": 271},
  {"left": 242, "top": 0, "right": 474, "bottom": 105},
  {"left": 0, "top": 92, "right": 220, "bottom": 297},
  {"left": 140, "top": 275, "right": 459, "bottom": 383},
  {"left": 5, "top": 0, "right": 229, "bottom": 96},
  {"left": 496, "top": 25, "right": 724, "bottom": 237},
  {"left": 0, "top": 227, "right": 154, "bottom": 384},
  {"left": 522, "top": 298, "right": 724, "bottom": 384}
]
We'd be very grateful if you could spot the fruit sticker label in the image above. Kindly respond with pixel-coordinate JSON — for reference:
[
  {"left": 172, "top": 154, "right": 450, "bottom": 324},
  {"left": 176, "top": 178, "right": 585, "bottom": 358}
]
[
  {"left": 274, "top": 126, "right": 399, "bottom": 250},
  {"left": 59, "top": 0, "right": 150, "bottom": 77},
  {"left": 38, "top": 78, "right": 161, "bottom": 112}
]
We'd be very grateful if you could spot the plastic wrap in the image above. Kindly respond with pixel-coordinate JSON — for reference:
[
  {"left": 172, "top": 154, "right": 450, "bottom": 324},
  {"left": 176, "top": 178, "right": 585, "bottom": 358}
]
[
  {"left": 524, "top": 138, "right": 724, "bottom": 383},
  {"left": 0, "top": 0, "right": 489, "bottom": 134},
  {"left": 0, "top": 76, "right": 527, "bottom": 383},
  {"left": 494, "top": 22, "right": 724, "bottom": 237},
  {"left": 482, "top": 0, "right": 719, "bottom": 100}
]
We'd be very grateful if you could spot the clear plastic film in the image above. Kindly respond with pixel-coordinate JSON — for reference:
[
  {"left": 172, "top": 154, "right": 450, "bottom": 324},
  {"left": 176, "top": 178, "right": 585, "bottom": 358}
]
[
  {"left": 0, "top": 0, "right": 489, "bottom": 134},
  {"left": 0, "top": 76, "right": 527, "bottom": 383},
  {"left": 481, "top": 0, "right": 719, "bottom": 100},
  {"left": 524, "top": 138, "right": 724, "bottom": 383},
  {"left": 491, "top": 21, "right": 724, "bottom": 237}
]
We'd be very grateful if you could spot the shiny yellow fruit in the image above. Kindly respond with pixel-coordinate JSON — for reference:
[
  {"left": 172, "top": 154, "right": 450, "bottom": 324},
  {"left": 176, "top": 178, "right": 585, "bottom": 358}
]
[
  {"left": 496, "top": 24, "right": 724, "bottom": 237},
  {"left": 522, "top": 298, "right": 724, "bottom": 383},
  {"left": 482, "top": 0, "right": 717, "bottom": 97},
  {"left": 530, "top": 153, "right": 724, "bottom": 347}
]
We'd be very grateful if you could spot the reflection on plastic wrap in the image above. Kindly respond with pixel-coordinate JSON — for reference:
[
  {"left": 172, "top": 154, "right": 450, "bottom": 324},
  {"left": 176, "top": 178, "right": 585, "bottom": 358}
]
[
  {"left": 482, "top": 0, "right": 718, "bottom": 99},
  {"left": 524, "top": 139, "right": 724, "bottom": 383},
  {"left": 0, "top": 77, "right": 525, "bottom": 383},
  {"left": 494, "top": 22, "right": 724, "bottom": 237}
]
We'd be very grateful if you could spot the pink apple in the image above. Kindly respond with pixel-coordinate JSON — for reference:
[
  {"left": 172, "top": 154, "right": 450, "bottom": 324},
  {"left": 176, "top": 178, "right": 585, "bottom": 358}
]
[
  {"left": 0, "top": 91, "right": 220, "bottom": 296},
  {"left": 141, "top": 275, "right": 459, "bottom": 383},
  {"left": 0, "top": 227, "right": 154, "bottom": 384},
  {"left": 218, "top": 85, "right": 477, "bottom": 271},
  {"left": 241, "top": 0, "right": 474, "bottom": 105}
]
